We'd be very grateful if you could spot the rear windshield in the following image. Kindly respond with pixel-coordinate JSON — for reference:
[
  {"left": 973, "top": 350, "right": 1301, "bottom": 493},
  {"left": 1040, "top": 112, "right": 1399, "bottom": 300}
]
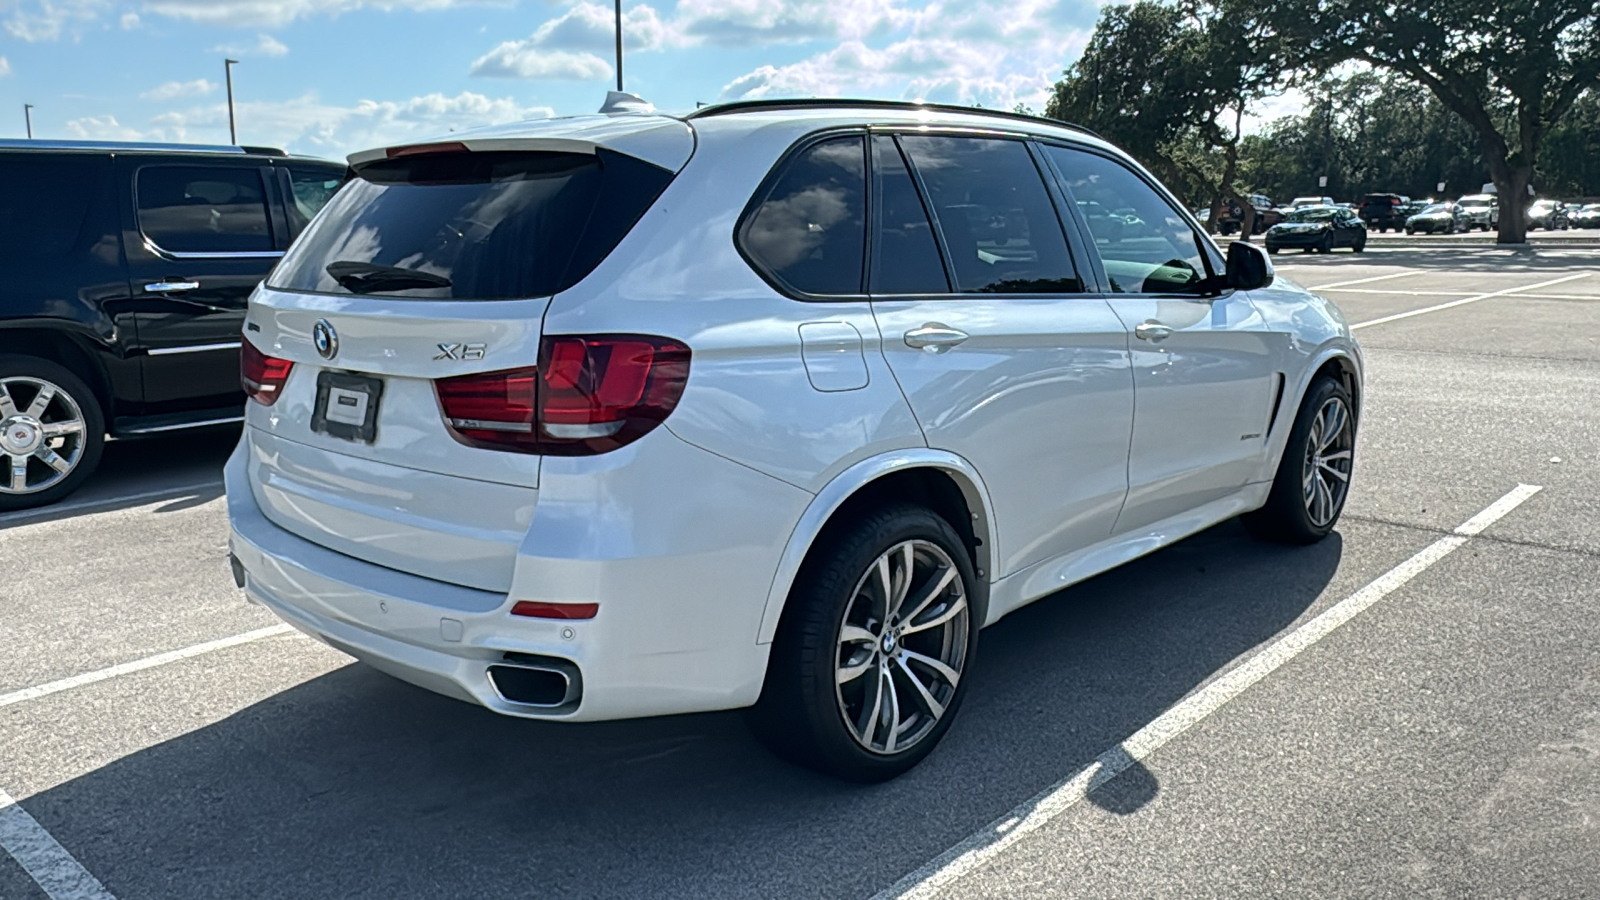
[{"left": 268, "top": 149, "right": 674, "bottom": 300}]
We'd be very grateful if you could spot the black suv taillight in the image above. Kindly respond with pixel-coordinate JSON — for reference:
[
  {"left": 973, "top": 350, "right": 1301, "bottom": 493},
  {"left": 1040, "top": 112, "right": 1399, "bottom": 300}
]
[
  {"left": 240, "top": 338, "right": 293, "bottom": 406},
  {"left": 435, "top": 334, "right": 689, "bottom": 456}
]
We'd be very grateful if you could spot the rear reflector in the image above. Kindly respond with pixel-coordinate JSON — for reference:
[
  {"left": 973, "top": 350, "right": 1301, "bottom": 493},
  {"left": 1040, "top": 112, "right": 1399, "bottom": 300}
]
[
  {"left": 240, "top": 338, "right": 293, "bottom": 406},
  {"left": 436, "top": 334, "right": 689, "bottom": 456},
  {"left": 511, "top": 601, "right": 599, "bottom": 620}
]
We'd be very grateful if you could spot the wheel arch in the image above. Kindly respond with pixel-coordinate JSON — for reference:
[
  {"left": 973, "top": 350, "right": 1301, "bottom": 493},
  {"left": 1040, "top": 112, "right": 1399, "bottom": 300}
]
[
  {"left": 756, "top": 450, "right": 998, "bottom": 645},
  {"left": 0, "top": 325, "right": 115, "bottom": 418}
]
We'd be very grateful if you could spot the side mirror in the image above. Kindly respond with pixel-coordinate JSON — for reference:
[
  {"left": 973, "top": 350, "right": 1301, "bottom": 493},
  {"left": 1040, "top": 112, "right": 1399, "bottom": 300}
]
[{"left": 1225, "top": 240, "right": 1274, "bottom": 291}]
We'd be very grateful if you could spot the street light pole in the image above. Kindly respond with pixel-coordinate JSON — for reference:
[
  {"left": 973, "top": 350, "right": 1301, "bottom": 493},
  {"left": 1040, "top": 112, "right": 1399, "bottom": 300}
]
[
  {"left": 224, "top": 58, "right": 239, "bottom": 145},
  {"left": 614, "top": 0, "right": 623, "bottom": 92},
  {"left": 23, "top": 104, "right": 33, "bottom": 139}
]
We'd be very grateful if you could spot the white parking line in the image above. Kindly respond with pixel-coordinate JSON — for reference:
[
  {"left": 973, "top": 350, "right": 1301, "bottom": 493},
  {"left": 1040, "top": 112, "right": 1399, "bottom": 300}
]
[
  {"left": 873, "top": 483, "right": 1543, "bottom": 900},
  {"left": 0, "top": 787, "right": 116, "bottom": 900},
  {"left": 1324, "top": 287, "right": 1599, "bottom": 300},
  {"left": 0, "top": 481, "right": 223, "bottom": 530},
  {"left": 1305, "top": 271, "right": 1422, "bottom": 291},
  {"left": 1351, "top": 273, "right": 1591, "bottom": 330},
  {"left": 0, "top": 625, "right": 294, "bottom": 711}
]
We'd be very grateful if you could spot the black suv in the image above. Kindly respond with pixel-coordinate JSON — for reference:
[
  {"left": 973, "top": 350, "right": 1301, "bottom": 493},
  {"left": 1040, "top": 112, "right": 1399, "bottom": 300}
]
[
  {"left": 0, "top": 139, "right": 345, "bottom": 510},
  {"left": 1359, "top": 193, "right": 1407, "bottom": 232}
]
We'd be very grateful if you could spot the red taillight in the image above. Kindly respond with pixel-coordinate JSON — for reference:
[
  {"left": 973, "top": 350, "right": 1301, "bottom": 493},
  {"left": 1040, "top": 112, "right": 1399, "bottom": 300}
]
[
  {"left": 240, "top": 338, "right": 293, "bottom": 406},
  {"left": 435, "top": 334, "right": 689, "bottom": 456},
  {"left": 510, "top": 601, "right": 599, "bottom": 620}
]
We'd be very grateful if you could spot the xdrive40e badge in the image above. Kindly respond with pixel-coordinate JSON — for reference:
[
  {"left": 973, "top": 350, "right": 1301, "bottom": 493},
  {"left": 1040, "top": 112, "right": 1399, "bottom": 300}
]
[{"left": 313, "top": 319, "right": 338, "bottom": 360}]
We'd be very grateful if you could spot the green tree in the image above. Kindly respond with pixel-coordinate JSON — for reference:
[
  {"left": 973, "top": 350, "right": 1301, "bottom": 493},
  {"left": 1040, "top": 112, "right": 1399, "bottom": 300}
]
[
  {"left": 1263, "top": 0, "right": 1600, "bottom": 242},
  {"left": 1045, "top": 0, "right": 1288, "bottom": 237}
]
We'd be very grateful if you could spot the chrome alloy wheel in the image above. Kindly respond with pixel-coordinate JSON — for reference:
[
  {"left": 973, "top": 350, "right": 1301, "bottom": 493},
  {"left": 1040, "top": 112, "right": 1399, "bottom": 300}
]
[
  {"left": 835, "top": 539, "right": 970, "bottom": 755},
  {"left": 1302, "top": 396, "right": 1353, "bottom": 527},
  {"left": 0, "top": 376, "right": 88, "bottom": 495}
]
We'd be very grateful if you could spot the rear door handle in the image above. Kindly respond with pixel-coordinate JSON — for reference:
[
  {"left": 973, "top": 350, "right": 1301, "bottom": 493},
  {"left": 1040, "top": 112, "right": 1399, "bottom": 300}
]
[
  {"left": 1134, "top": 321, "right": 1174, "bottom": 342},
  {"left": 904, "top": 323, "right": 969, "bottom": 353},
  {"left": 145, "top": 281, "right": 200, "bottom": 293}
]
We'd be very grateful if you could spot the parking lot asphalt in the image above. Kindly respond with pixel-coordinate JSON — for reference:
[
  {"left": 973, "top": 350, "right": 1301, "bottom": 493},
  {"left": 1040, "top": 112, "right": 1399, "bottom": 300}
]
[{"left": 1, "top": 246, "right": 1596, "bottom": 899}]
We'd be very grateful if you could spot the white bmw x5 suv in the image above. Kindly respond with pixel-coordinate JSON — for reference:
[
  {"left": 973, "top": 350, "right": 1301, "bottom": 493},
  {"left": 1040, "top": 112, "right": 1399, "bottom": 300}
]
[{"left": 227, "top": 98, "right": 1362, "bottom": 781}]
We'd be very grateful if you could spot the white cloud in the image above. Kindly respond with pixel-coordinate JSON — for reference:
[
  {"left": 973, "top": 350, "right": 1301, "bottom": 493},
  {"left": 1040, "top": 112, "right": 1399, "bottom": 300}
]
[
  {"left": 0, "top": 57, "right": 9, "bottom": 77},
  {"left": 141, "top": 78, "right": 218, "bottom": 101},
  {"left": 143, "top": 0, "right": 473, "bottom": 29},
  {"left": 65, "top": 114, "right": 146, "bottom": 140},
  {"left": 119, "top": 11, "right": 139, "bottom": 28},
  {"left": 103, "top": 91, "right": 553, "bottom": 157},
  {"left": 715, "top": 0, "right": 1096, "bottom": 112},
  {"left": 211, "top": 33, "right": 290, "bottom": 57},
  {"left": 470, "top": 46, "right": 613, "bottom": 80},
  {"left": 674, "top": 0, "right": 909, "bottom": 46},
  {"left": 4, "top": 0, "right": 107, "bottom": 42}
]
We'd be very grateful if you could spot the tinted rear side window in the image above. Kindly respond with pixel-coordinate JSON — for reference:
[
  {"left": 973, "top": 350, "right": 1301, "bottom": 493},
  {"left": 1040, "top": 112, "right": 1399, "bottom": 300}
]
[
  {"left": 137, "top": 165, "right": 274, "bottom": 254},
  {"left": 0, "top": 156, "right": 100, "bottom": 259},
  {"left": 269, "top": 149, "right": 674, "bottom": 300},
  {"left": 897, "top": 136, "right": 1081, "bottom": 294},
  {"left": 283, "top": 164, "right": 347, "bottom": 238},
  {"left": 740, "top": 135, "right": 866, "bottom": 296},
  {"left": 870, "top": 135, "right": 949, "bottom": 295}
]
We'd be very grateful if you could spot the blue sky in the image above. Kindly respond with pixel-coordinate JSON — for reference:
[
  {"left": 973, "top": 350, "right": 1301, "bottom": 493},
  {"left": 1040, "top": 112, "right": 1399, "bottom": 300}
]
[{"left": 0, "top": 0, "right": 1108, "bottom": 161}]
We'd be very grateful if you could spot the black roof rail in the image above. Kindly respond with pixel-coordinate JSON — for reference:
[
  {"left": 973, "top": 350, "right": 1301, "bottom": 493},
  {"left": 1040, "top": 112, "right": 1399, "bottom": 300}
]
[
  {"left": 241, "top": 145, "right": 289, "bottom": 156},
  {"left": 685, "top": 98, "right": 1103, "bottom": 140}
]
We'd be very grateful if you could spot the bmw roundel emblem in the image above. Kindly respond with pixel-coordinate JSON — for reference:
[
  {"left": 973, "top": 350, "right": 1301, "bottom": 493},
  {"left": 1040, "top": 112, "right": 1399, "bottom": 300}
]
[{"left": 312, "top": 319, "right": 338, "bottom": 360}]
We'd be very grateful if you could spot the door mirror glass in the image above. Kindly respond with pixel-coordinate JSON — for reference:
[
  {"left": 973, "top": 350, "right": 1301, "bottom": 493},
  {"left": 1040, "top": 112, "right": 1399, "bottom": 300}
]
[{"left": 1225, "top": 240, "right": 1274, "bottom": 291}]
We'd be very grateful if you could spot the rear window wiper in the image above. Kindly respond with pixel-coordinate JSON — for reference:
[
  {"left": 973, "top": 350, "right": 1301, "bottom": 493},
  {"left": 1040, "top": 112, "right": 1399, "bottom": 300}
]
[{"left": 326, "top": 261, "right": 452, "bottom": 294}]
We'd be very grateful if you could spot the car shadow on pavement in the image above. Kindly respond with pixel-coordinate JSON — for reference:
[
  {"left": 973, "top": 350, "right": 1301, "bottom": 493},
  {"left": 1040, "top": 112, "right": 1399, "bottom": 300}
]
[{"left": 22, "top": 519, "right": 1341, "bottom": 900}]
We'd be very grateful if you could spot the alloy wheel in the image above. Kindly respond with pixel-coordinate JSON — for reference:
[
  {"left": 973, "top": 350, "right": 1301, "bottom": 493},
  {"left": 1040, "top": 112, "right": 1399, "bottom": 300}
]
[
  {"left": 1302, "top": 396, "right": 1353, "bottom": 527},
  {"left": 0, "top": 376, "right": 88, "bottom": 495},
  {"left": 834, "top": 539, "right": 970, "bottom": 755}
]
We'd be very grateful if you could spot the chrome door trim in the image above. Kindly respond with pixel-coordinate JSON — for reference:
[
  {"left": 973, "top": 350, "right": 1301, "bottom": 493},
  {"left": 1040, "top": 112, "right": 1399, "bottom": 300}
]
[
  {"left": 118, "top": 415, "right": 244, "bottom": 435},
  {"left": 146, "top": 341, "right": 243, "bottom": 356}
]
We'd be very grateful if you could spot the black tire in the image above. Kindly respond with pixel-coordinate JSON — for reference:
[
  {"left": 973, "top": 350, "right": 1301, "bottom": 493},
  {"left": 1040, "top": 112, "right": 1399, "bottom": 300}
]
[
  {"left": 1316, "top": 235, "right": 1332, "bottom": 254},
  {"left": 1405, "top": 227, "right": 1414, "bottom": 235},
  {"left": 1243, "top": 376, "right": 1356, "bottom": 545},
  {"left": 0, "top": 354, "right": 105, "bottom": 511},
  {"left": 1267, "top": 246, "right": 1279, "bottom": 255},
  {"left": 1352, "top": 238, "right": 1366, "bottom": 253},
  {"left": 750, "top": 503, "right": 981, "bottom": 782}
]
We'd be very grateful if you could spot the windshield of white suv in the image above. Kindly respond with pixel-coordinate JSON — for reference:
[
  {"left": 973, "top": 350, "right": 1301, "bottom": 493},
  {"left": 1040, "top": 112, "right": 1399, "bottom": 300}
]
[{"left": 269, "top": 149, "right": 674, "bottom": 300}]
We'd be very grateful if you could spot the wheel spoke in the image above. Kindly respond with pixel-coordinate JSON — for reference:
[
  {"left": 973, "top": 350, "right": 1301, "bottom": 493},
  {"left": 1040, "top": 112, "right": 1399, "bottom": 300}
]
[
  {"left": 881, "top": 666, "right": 903, "bottom": 753},
  {"left": 900, "top": 594, "right": 967, "bottom": 636},
  {"left": 855, "top": 661, "right": 886, "bottom": 745},
  {"left": 1319, "top": 402, "right": 1346, "bottom": 451},
  {"left": 0, "top": 383, "right": 17, "bottom": 418},
  {"left": 42, "top": 419, "right": 84, "bottom": 438},
  {"left": 24, "top": 385, "right": 55, "bottom": 419},
  {"left": 1317, "top": 460, "right": 1349, "bottom": 483},
  {"left": 874, "top": 554, "right": 894, "bottom": 624},
  {"left": 840, "top": 624, "right": 876, "bottom": 646},
  {"left": 895, "top": 656, "right": 945, "bottom": 719},
  {"left": 899, "top": 564, "right": 956, "bottom": 629},
  {"left": 8, "top": 454, "right": 26, "bottom": 491},
  {"left": 902, "top": 648, "right": 961, "bottom": 689},
  {"left": 1320, "top": 449, "right": 1352, "bottom": 463},
  {"left": 35, "top": 447, "right": 71, "bottom": 474},
  {"left": 885, "top": 542, "right": 915, "bottom": 623},
  {"left": 837, "top": 656, "right": 874, "bottom": 685}
]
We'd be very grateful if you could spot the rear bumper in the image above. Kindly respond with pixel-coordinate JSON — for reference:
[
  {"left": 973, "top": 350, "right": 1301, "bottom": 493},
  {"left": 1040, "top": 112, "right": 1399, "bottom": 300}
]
[{"left": 226, "top": 428, "right": 810, "bottom": 722}]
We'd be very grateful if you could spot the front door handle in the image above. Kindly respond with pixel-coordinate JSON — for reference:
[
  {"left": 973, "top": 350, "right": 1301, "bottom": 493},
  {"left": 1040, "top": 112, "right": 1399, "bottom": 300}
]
[
  {"left": 145, "top": 281, "right": 200, "bottom": 293},
  {"left": 1134, "top": 321, "right": 1174, "bottom": 342},
  {"left": 904, "top": 323, "right": 969, "bottom": 353}
]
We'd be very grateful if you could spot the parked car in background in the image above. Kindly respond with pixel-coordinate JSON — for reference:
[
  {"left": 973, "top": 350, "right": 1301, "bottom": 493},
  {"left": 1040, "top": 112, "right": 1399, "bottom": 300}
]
[
  {"left": 1571, "top": 203, "right": 1600, "bottom": 228},
  {"left": 1406, "top": 202, "right": 1467, "bottom": 234},
  {"left": 1290, "top": 195, "right": 1335, "bottom": 209},
  {"left": 0, "top": 139, "right": 346, "bottom": 510},
  {"left": 1455, "top": 194, "right": 1499, "bottom": 231},
  {"left": 1264, "top": 205, "right": 1367, "bottom": 253},
  {"left": 1216, "top": 193, "right": 1275, "bottom": 234},
  {"left": 1359, "top": 193, "right": 1409, "bottom": 232},
  {"left": 226, "top": 98, "right": 1361, "bottom": 781},
  {"left": 1527, "top": 199, "right": 1571, "bottom": 231}
]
